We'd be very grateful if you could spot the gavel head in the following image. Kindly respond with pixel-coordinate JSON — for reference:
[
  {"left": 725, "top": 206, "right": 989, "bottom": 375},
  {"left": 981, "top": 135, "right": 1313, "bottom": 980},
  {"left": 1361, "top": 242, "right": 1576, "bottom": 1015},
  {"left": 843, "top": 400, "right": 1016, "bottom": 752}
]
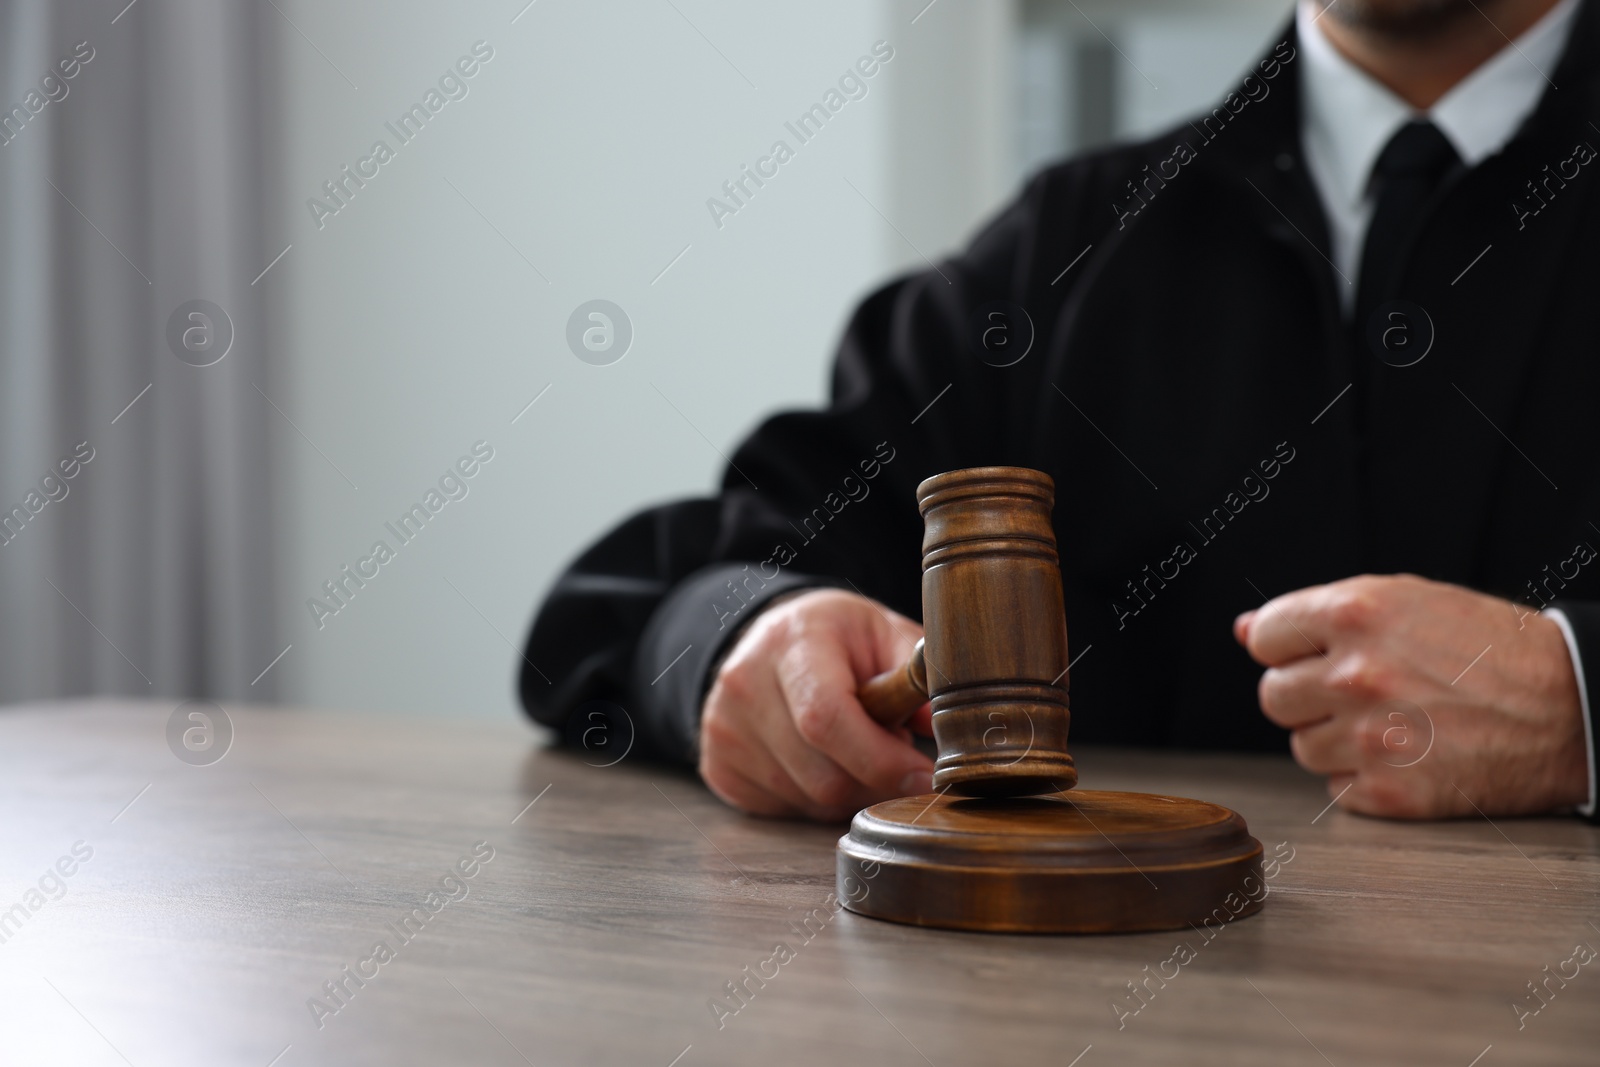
[{"left": 918, "top": 466, "right": 1077, "bottom": 798}]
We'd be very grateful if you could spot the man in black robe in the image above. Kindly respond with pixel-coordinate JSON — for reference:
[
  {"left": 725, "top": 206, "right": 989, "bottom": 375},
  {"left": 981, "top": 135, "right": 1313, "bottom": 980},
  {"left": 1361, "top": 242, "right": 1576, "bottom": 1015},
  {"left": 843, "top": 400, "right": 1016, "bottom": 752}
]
[{"left": 522, "top": 0, "right": 1600, "bottom": 824}]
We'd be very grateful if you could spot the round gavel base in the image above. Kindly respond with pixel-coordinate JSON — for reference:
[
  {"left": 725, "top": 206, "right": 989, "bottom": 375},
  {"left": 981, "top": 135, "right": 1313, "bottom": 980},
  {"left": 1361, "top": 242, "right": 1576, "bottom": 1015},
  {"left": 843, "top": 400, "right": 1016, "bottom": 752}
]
[{"left": 836, "top": 790, "right": 1264, "bottom": 934}]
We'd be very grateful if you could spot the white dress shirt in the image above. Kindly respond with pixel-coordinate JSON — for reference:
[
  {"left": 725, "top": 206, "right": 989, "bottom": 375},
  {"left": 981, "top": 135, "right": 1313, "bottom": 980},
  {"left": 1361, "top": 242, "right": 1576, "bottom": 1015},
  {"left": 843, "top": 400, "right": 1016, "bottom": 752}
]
[
  {"left": 1297, "top": 0, "right": 1580, "bottom": 299},
  {"left": 1296, "top": 0, "right": 1595, "bottom": 816}
]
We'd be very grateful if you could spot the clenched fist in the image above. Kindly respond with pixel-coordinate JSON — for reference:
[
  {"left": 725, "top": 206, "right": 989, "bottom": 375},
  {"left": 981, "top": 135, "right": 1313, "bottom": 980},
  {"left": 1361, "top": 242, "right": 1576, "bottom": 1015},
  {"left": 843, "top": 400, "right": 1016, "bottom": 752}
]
[
  {"left": 699, "top": 589, "right": 934, "bottom": 821},
  {"left": 1236, "top": 574, "right": 1590, "bottom": 819}
]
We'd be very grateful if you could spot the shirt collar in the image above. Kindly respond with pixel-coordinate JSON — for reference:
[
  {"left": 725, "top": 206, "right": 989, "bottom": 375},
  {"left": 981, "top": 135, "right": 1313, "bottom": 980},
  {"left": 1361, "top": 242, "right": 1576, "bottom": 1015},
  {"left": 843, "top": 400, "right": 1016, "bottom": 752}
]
[{"left": 1296, "top": 0, "right": 1581, "bottom": 212}]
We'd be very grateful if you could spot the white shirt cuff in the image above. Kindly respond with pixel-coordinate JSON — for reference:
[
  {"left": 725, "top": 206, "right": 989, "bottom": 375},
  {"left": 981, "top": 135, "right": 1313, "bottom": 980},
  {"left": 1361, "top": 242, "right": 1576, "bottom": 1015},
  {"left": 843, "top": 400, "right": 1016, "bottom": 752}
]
[{"left": 1542, "top": 607, "right": 1597, "bottom": 817}]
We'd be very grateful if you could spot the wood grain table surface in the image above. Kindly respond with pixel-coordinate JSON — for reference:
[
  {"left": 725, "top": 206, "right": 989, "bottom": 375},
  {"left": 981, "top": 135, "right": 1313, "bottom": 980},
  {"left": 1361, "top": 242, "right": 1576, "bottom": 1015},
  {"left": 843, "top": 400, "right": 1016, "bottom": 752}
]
[{"left": 0, "top": 699, "right": 1596, "bottom": 1066}]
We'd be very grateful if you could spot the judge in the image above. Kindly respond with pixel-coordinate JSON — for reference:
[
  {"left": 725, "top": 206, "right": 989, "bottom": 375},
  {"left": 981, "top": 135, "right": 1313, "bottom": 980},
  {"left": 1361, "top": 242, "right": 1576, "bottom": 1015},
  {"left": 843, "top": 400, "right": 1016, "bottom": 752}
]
[{"left": 522, "top": 0, "right": 1600, "bottom": 824}]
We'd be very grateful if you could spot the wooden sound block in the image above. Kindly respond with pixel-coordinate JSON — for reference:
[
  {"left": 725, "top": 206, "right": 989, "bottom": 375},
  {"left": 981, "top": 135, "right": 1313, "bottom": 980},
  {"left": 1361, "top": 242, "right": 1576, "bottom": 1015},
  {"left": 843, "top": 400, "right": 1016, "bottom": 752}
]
[{"left": 836, "top": 790, "right": 1265, "bottom": 934}]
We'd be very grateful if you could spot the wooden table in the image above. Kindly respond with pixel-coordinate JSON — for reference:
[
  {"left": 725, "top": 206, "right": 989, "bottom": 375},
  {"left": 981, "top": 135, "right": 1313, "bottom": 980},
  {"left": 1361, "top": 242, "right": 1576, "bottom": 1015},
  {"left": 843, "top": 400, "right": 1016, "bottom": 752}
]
[{"left": 1, "top": 700, "right": 1596, "bottom": 1066}]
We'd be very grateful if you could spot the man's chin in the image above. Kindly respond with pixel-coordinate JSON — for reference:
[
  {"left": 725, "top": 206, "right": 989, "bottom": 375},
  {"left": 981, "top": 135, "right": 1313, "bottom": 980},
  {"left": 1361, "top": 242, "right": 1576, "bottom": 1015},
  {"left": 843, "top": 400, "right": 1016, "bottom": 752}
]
[{"left": 1315, "top": 0, "right": 1484, "bottom": 39}]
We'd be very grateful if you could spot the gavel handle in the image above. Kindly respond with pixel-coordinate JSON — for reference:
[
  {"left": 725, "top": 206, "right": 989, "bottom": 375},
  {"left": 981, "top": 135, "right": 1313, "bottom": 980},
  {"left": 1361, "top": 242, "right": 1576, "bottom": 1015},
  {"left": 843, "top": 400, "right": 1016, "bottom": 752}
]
[{"left": 856, "top": 638, "right": 929, "bottom": 727}]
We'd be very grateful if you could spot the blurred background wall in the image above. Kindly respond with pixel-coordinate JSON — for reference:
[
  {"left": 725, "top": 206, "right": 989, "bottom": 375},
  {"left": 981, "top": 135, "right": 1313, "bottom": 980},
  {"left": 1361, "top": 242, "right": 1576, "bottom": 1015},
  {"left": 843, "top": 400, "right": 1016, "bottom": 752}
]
[{"left": 0, "top": 0, "right": 1288, "bottom": 722}]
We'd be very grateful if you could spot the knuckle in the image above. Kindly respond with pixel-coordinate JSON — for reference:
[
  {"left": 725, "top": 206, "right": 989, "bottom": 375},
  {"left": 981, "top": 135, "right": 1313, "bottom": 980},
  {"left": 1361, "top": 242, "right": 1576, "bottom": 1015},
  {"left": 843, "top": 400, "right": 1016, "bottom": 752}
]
[
  {"left": 1287, "top": 728, "right": 1311, "bottom": 766},
  {"left": 774, "top": 601, "right": 849, "bottom": 654},
  {"left": 698, "top": 703, "right": 740, "bottom": 754},
  {"left": 710, "top": 660, "right": 757, "bottom": 706},
  {"left": 1258, "top": 671, "right": 1285, "bottom": 718},
  {"left": 1325, "top": 587, "right": 1379, "bottom": 632},
  {"left": 697, "top": 755, "right": 746, "bottom": 810},
  {"left": 791, "top": 696, "right": 840, "bottom": 747},
  {"left": 742, "top": 604, "right": 795, "bottom": 649},
  {"left": 1286, "top": 726, "right": 1337, "bottom": 777},
  {"left": 1340, "top": 654, "right": 1390, "bottom": 700},
  {"left": 792, "top": 602, "right": 854, "bottom": 643},
  {"left": 782, "top": 614, "right": 822, "bottom": 647},
  {"left": 761, "top": 606, "right": 799, "bottom": 642},
  {"left": 1261, "top": 665, "right": 1298, "bottom": 704},
  {"left": 781, "top": 588, "right": 846, "bottom": 626},
  {"left": 1288, "top": 727, "right": 1332, "bottom": 773}
]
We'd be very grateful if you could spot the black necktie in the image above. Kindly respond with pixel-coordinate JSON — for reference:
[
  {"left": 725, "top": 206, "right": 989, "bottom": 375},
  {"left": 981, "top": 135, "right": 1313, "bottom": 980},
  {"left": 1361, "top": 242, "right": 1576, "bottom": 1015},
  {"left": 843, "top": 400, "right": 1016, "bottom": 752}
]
[
  {"left": 1351, "top": 120, "right": 1460, "bottom": 572},
  {"left": 1354, "top": 119, "right": 1461, "bottom": 331}
]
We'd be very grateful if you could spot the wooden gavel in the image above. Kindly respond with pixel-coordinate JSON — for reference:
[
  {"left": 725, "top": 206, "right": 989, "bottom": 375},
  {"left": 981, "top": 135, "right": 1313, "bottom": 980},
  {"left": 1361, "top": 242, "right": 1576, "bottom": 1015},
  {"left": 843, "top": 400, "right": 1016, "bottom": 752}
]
[
  {"left": 856, "top": 466, "right": 1077, "bottom": 798},
  {"left": 839, "top": 465, "right": 1264, "bottom": 934}
]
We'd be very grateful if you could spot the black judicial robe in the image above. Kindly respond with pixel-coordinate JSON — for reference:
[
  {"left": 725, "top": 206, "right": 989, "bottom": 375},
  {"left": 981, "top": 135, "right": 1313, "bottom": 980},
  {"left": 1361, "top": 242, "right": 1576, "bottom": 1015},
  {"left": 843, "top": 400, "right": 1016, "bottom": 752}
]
[{"left": 520, "top": 7, "right": 1600, "bottom": 793}]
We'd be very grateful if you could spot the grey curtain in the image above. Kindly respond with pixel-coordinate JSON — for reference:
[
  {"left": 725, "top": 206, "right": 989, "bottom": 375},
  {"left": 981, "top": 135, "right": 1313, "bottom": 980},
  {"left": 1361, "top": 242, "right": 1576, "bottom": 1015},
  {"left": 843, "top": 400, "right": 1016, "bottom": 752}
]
[{"left": 0, "top": 0, "right": 280, "bottom": 703}]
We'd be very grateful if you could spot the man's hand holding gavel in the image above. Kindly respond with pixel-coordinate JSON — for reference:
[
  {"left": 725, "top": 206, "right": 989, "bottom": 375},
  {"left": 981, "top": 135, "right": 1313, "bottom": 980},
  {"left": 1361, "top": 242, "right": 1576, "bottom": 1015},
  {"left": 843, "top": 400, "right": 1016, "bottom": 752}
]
[
  {"left": 698, "top": 589, "right": 934, "bottom": 822},
  {"left": 700, "top": 576, "right": 1591, "bottom": 821}
]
